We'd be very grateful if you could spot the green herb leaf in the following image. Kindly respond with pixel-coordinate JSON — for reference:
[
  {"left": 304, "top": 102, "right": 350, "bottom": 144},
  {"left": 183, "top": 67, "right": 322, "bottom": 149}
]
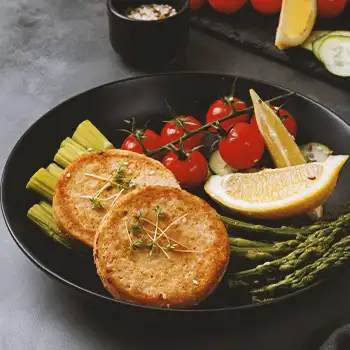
[
  {"left": 130, "top": 239, "right": 153, "bottom": 251},
  {"left": 165, "top": 242, "right": 177, "bottom": 250},
  {"left": 154, "top": 205, "right": 165, "bottom": 217},
  {"left": 89, "top": 197, "right": 103, "bottom": 209},
  {"left": 130, "top": 239, "right": 144, "bottom": 250},
  {"left": 130, "top": 224, "right": 142, "bottom": 235},
  {"left": 113, "top": 163, "right": 133, "bottom": 191}
]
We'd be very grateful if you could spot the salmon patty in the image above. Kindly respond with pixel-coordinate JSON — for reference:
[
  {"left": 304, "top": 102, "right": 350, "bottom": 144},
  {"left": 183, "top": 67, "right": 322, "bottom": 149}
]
[
  {"left": 53, "top": 150, "right": 179, "bottom": 247},
  {"left": 94, "top": 186, "right": 230, "bottom": 308}
]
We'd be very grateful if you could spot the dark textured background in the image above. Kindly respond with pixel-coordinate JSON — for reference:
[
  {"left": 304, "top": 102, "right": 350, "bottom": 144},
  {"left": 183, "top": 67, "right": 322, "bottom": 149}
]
[
  {"left": 192, "top": 5, "right": 350, "bottom": 90},
  {"left": 2, "top": 1, "right": 350, "bottom": 349}
]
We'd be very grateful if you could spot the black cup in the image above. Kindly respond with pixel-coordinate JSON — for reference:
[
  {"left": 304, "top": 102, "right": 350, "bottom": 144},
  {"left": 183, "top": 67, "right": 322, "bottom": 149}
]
[{"left": 107, "top": 0, "right": 190, "bottom": 69}]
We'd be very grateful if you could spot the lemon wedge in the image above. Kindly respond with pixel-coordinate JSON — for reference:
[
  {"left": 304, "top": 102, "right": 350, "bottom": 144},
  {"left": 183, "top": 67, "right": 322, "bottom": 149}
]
[
  {"left": 250, "top": 89, "right": 306, "bottom": 168},
  {"left": 250, "top": 89, "right": 325, "bottom": 220},
  {"left": 205, "top": 155, "right": 348, "bottom": 220},
  {"left": 275, "top": 0, "right": 317, "bottom": 50}
]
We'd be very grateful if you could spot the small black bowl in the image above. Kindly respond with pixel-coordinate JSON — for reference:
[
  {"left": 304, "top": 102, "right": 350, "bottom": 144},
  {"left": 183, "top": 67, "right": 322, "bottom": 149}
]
[{"left": 107, "top": 0, "right": 190, "bottom": 69}]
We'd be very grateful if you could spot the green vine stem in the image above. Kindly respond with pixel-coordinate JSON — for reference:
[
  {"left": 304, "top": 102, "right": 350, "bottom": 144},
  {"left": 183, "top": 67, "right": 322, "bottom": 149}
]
[{"left": 146, "top": 92, "right": 295, "bottom": 157}]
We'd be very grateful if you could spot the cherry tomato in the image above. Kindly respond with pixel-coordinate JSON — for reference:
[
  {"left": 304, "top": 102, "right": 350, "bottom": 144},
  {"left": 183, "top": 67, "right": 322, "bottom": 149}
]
[
  {"left": 317, "top": 0, "right": 346, "bottom": 18},
  {"left": 121, "top": 129, "right": 163, "bottom": 159},
  {"left": 206, "top": 97, "right": 250, "bottom": 132},
  {"left": 162, "top": 149, "right": 208, "bottom": 188},
  {"left": 219, "top": 123, "right": 265, "bottom": 169},
  {"left": 190, "top": 0, "right": 205, "bottom": 10},
  {"left": 250, "top": 0, "right": 282, "bottom": 14},
  {"left": 250, "top": 106, "right": 297, "bottom": 138},
  {"left": 208, "top": 0, "right": 248, "bottom": 13},
  {"left": 161, "top": 116, "right": 204, "bottom": 149}
]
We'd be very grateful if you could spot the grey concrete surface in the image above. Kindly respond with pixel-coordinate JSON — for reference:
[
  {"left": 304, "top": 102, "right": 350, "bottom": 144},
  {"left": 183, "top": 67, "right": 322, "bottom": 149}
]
[{"left": 1, "top": 1, "right": 350, "bottom": 349}]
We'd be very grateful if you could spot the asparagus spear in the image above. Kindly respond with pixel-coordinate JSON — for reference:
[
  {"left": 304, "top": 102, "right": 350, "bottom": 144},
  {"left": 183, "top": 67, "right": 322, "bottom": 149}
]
[
  {"left": 54, "top": 143, "right": 87, "bottom": 168},
  {"left": 221, "top": 216, "right": 300, "bottom": 237},
  {"left": 72, "top": 120, "right": 114, "bottom": 150},
  {"left": 27, "top": 201, "right": 91, "bottom": 256},
  {"left": 61, "top": 137, "right": 86, "bottom": 153},
  {"left": 54, "top": 121, "right": 115, "bottom": 168},
  {"left": 230, "top": 246, "right": 293, "bottom": 262},
  {"left": 40, "top": 200, "right": 54, "bottom": 215},
  {"left": 251, "top": 235, "right": 350, "bottom": 301},
  {"left": 26, "top": 168, "right": 57, "bottom": 201},
  {"left": 222, "top": 215, "right": 340, "bottom": 241},
  {"left": 26, "top": 120, "right": 115, "bottom": 251},
  {"left": 228, "top": 213, "right": 350, "bottom": 287},
  {"left": 46, "top": 163, "right": 64, "bottom": 179},
  {"left": 27, "top": 201, "right": 72, "bottom": 248},
  {"left": 229, "top": 237, "right": 273, "bottom": 248},
  {"left": 229, "top": 237, "right": 293, "bottom": 262}
]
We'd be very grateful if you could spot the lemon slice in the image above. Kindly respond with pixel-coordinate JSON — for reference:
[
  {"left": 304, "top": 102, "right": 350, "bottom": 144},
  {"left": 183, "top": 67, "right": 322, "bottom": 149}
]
[
  {"left": 205, "top": 155, "right": 348, "bottom": 220},
  {"left": 275, "top": 0, "right": 317, "bottom": 50}
]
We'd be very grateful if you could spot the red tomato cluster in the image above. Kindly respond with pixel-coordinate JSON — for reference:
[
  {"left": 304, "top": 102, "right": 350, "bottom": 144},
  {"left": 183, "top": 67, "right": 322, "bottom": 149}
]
[
  {"left": 190, "top": 0, "right": 347, "bottom": 18},
  {"left": 120, "top": 97, "right": 297, "bottom": 188},
  {"left": 121, "top": 115, "right": 208, "bottom": 188}
]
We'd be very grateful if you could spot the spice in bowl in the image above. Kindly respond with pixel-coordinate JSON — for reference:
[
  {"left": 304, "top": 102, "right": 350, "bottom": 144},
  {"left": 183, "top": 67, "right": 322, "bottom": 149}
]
[{"left": 126, "top": 4, "right": 177, "bottom": 21}]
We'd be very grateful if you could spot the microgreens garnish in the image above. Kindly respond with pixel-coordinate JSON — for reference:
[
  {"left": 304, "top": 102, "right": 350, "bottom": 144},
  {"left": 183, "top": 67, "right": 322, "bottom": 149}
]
[
  {"left": 89, "top": 197, "right": 103, "bottom": 209},
  {"left": 130, "top": 239, "right": 153, "bottom": 251},
  {"left": 113, "top": 163, "right": 133, "bottom": 191},
  {"left": 149, "top": 205, "right": 165, "bottom": 255},
  {"left": 165, "top": 242, "right": 177, "bottom": 250},
  {"left": 130, "top": 224, "right": 142, "bottom": 235},
  {"left": 126, "top": 206, "right": 193, "bottom": 259},
  {"left": 154, "top": 205, "right": 166, "bottom": 217},
  {"left": 81, "top": 162, "right": 134, "bottom": 209}
]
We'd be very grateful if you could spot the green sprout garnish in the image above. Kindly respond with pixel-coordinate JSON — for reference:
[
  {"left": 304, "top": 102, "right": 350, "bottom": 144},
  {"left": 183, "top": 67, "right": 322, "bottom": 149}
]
[
  {"left": 89, "top": 197, "right": 103, "bottom": 209},
  {"left": 165, "top": 242, "right": 177, "bottom": 250},
  {"left": 113, "top": 163, "right": 133, "bottom": 191},
  {"left": 130, "top": 239, "right": 153, "bottom": 251},
  {"left": 154, "top": 205, "right": 165, "bottom": 217},
  {"left": 134, "top": 210, "right": 144, "bottom": 220},
  {"left": 130, "top": 224, "right": 142, "bottom": 236},
  {"left": 125, "top": 206, "right": 193, "bottom": 258}
]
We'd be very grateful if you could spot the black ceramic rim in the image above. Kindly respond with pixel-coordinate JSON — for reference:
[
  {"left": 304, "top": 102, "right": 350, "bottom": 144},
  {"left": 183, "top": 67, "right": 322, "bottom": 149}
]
[
  {"left": 107, "top": 0, "right": 190, "bottom": 23},
  {"left": 2, "top": 72, "right": 348, "bottom": 313}
]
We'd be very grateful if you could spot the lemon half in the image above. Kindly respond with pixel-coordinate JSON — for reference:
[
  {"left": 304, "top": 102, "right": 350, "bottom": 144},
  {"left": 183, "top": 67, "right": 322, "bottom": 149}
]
[{"left": 205, "top": 155, "right": 348, "bottom": 219}]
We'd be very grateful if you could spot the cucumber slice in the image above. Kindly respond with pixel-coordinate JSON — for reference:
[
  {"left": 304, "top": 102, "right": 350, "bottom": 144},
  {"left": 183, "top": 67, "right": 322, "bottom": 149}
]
[
  {"left": 313, "top": 31, "right": 350, "bottom": 60},
  {"left": 301, "top": 31, "right": 329, "bottom": 51},
  {"left": 318, "top": 35, "right": 350, "bottom": 77},
  {"left": 299, "top": 143, "right": 332, "bottom": 163},
  {"left": 209, "top": 150, "right": 237, "bottom": 175}
]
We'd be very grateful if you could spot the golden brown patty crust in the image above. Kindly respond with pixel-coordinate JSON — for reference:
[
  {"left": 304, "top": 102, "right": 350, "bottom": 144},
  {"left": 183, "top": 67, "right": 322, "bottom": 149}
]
[
  {"left": 53, "top": 150, "right": 179, "bottom": 247},
  {"left": 94, "top": 186, "right": 230, "bottom": 308}
]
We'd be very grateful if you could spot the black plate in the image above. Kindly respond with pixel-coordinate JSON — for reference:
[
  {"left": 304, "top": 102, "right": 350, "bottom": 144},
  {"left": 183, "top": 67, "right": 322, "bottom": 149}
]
[{"left": 2, "top": 72, "right": 350, "bottom": 313}]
